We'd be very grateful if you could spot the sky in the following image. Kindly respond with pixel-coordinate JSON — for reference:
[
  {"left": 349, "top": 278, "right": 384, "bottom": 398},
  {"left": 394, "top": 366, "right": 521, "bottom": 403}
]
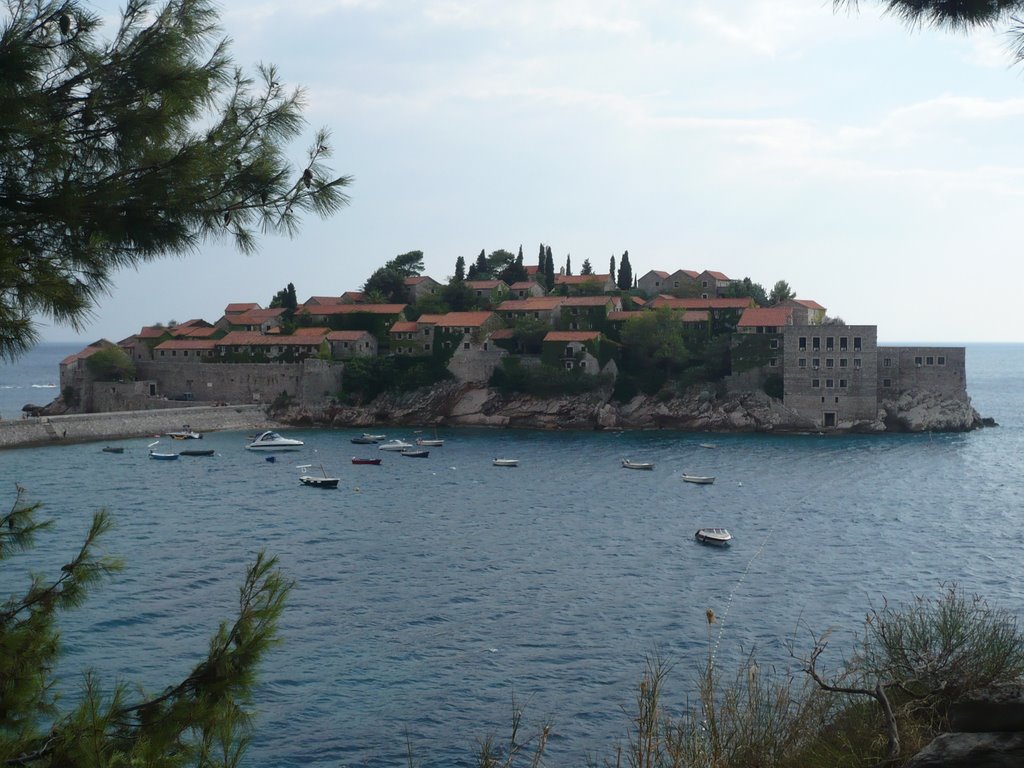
[{"left": 32, "top": 0, "right": 1024, "bottom": 345}]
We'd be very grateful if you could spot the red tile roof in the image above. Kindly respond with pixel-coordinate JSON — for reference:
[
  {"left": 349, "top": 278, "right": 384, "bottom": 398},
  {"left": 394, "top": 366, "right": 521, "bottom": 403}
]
[
  {"left": 701, "top": 270, "right": 730, "bottom": 281},
  {"left": 217, "top": 331, "right": 325, "bottom": 346},
  {"left": 176, "top": 325, "right": 220, "bottom": 338},
  {"left": 792, "top": 299, "right": 826, "bottom": 311},
  {"left": 464, "top": 280, "right": 505, "bottom": 290},
  {"left": 154, "top": 339, "right": 218, "bottom": 351},
  {"left": 300, "top": 303, "right": 407, "bottom": 316},
  {"left": 290, "top": 326, "right": 332, "bottom": 336},
  {"left": 390, "top": 321, "right": 419, "bottom": 333},
  {"left": 224, "top": 302, "right": 260, "bottom": 314},
  {"left": 497, "top": 297, "right": 563, "bottom": 311},
  {"left": 304, "top": 295, "right": 344, "bottom": 306},
  {"left": 646, "top": 270, "right": 670, "bottom": 278},
  {"left": 554, "top": 273, "right": 611, "bottom": 285},
  {"left": 509, "top": 281, "right": 539, "bottom": 290},
  {"left": 607, "top": 311, "right": 634, "bottom": 321},
  {"left": 60, "top": 343, "right": 109, "bottom": 366},
  {"left": 327, "top": 330, "right": 373, "bottom": 341},
  {"left": 737, "top": 307, "right": 794, "bottom": 327},
  {"left": 544, "top": 331, "right": 601, "bottom": 342},
  {"left": 340, "top": 291, "right": 366, "bottom": 303},
  {"left": 648, "top": 297, "right": 752, "bottom": 310},
  {"left": 433, "top": 311, "right": 496, "bottom": 328},
  {"left": 559, "top": 296, "right": 616, "bottom": 307},
  {"left": 676, "top": 269, "right": 700, "bottom": 279},
  {"left": 488, "top": 328, "right": 516, "bottom": 340},
  {"left": 137, "top": 326, "right": 168, "bottom": 339}
]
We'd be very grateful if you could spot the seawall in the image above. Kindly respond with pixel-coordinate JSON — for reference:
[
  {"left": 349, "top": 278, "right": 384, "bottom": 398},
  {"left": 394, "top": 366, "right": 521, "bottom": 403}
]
[{"left": 0, "top": 405, "right": 277, "bottom": 450}]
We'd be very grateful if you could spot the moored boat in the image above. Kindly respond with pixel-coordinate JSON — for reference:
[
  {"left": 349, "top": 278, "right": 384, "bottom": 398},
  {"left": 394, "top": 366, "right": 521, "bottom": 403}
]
[
  {"left": 180, "top": 449, "right": 215, "bottom": 457},
  {"left": 101, "top": 446, "right": 124, "bottom": 454},
  {"left": 695, "top": 528, "right": 732, "bottom": 546},
  {"left": 352, "top": 457, "right": 382, "bottom": 465},
  {"left": 246, "top": 430, "right": 304, "bottom": 451},
  {"left": 168, "top": 424, "right": 202, "bottom": 440},
  {"left": 297, "top": 464, "right": 340, "bottom": 489},
  {"left": 622, "top": 458, "right": 655, "bottom": 470},
  {"left": 492, "top": 458, "right": 519, "bottom": 467},
  {"left": 400, "top": 448, "right": 429, "bottom": 458},
  {"left": 378, "top": 439, "right": 413, "bottom": 452},
  {"left": 682, "top": 474, "right": 715, "bottom": 484}
]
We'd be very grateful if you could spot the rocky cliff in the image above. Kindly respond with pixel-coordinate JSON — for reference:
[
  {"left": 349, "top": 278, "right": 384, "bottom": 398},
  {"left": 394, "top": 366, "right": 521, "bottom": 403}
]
[{"left": 281, "top": 381, "right": 990, "bottom": 433}]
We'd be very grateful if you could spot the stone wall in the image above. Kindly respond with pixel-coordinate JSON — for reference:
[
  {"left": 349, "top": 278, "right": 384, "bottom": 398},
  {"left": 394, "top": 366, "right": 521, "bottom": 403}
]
[
  {"left": 0, "top": 405, "right": 273, "bottom": 450},
  {"left": 878, "top": 346, "right": 967, "bottom": 399},
  {"left": 447, "top": 345, "right": 507, "bottom": 384}
]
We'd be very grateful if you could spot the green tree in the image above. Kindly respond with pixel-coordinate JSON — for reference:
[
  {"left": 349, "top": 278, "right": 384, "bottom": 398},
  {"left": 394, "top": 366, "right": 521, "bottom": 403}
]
[
  {"left": 580, "top": 258, "right": 593, "bottom": 276},
  {"left": 269, "top": 282, "right": 298, "bottom": 322},
  {"left": 84, "top": 345, "right": 136, "bottom": 381},
  {"left": 362, "top": 250, "right": 424, "bottom": 304},
  {"left": 726, "top": 277, "right": 769, "bottom": 306},
  {"left": 453, "top": 255, "right": 466, "bottom": 282},
  {"left": 0, "top": 0, "right": 351, "bottom": 360},
  {"left": 537, "top": 243, "right": 546, "bottom": 279},
  {"left": 609, "top": 255, "right": 616, "bottom": 280},
  {"left": 466, "top": 248, "right": 487, "bottom": 280},
  {"left": 441, "top": 278, "right": 474, "bottom": 312},
  {"left": 544, "top": 245, "right": 555, "bottom": 290},
  {"left": 565, "top": 253, "right": 572, "bottom": 276},
  {"left": 617, "top": 250, "right": 633, "bottom": 291},
  {"left": 498, "top": 247, "right": 527, "bottom": 284},
  {"left": 620, "top": 307, "right": 689, "bottom": 374},
  {"left": 1, "top": 486, "right": 291, "bottom": 766},
  {"left": 768, "top": 280, "right": 795, "bottom": 305}
]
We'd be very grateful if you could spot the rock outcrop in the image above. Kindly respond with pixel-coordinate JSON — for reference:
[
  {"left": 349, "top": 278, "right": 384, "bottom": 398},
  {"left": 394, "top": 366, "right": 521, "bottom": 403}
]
[{"left": 280, "top": 381, "right": 989, "bottom": 434}]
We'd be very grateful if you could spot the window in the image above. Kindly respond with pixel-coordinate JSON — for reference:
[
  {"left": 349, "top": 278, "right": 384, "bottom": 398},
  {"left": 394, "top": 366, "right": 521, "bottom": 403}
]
[
  {"left": 839, "top": 379, "right": 847, "bottom": 388},
  {"left": 883, "top": 378, "right": 892, "bottom": 387},
  {"left": 938, "top": 356, "right": 946, "bottom": 365},
  {"left": 854, "top": 358, "right": 861, "bottom": 369},
  {"left": 799, "top": 336, "right": 807, "bottom": 351},
  {"left": 839, "top": 358, "right": 848, "bottom": 368},
  {"left": 769, "top": 358, "right": 778, "bottom": 367},
  {"left": 883, "top": 357, "right": 892, "bottom": 367},
  {"left": 812, "top": 358, "right": 820, "bottom": 369},
  {"left": 424, "top": 344, "right": 430, "bottom": 351},
  {"left": 798, "top": 358, "right": 807, "bottom": 368},
  {"left": 926, "top": 356, "right": 934, "bottom": 365},
  {"left": 826, "top": 358, "right": 834, "bottom": 369},
  {"left": 463, "top": 342, "right": 470, "bottom": 349},
  {"left": 840, "top": 337, "right": 848, "bottom": 351},
  {"left": 854, "top": 337, "right": 862, "bottom": 351},
  {"left": 580, "top": 360, "right": 587, "bottom": 368},
  {"left": 702, "top": 280, "right": 709, "bottom": 288},
  {"left": 812, "top": 379, "right": 820, "bottom": 388},
  {"left": 826, "top": 378, "right": 834, "bottom": 388},
  {"left": 826, "top": 337, "right": 834, "bottom": 351},
  {"left": 424, "top": 329, "right": 430, "bottom": 336},
  {"left": 564, "top": 361, "right": 573, "bottom": 370},
  {"left": 915, "top": 356, "right": 923, "bottom": 366},
  {"left": 812, "top": 337, "right": 821, "bottom": 350},
  {"left": 769, "top": 339, "right": 779, "bottom": 349}
]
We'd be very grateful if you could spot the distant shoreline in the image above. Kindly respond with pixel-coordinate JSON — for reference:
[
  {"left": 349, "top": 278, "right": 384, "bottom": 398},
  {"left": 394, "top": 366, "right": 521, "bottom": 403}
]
[{"left": 0, "top": 404, "right": 278, "bottom": 450}]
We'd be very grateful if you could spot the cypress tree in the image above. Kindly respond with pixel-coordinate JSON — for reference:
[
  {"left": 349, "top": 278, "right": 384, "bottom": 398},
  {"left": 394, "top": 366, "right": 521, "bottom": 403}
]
[
  {"left": 454, "top": 255, "right": 466, "bottom": 282},
  {"left": 610, "top": 255, "right": 616, "bottom": 280},
  {"left": 565, "top": 253, "right": 572, "bottom": 276},
  {"left": 617, "top": 250, "right": 633, "bottom": 291},
  {"left": 544, "top": 245, "right": 555, "bottom": 290}
]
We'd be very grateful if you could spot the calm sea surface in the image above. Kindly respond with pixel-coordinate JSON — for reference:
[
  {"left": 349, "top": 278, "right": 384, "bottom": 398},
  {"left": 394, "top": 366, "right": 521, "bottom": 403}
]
[{"left": 2, "top": 343, "right": 1023, "bottom": 766}]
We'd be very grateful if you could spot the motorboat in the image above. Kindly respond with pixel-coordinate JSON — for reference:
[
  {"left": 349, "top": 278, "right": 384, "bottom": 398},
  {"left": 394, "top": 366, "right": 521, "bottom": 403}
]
[
  {"left": 101, "top": 446, "right": 124, "bottom": 454},
  {"left": 168, "top": 425, "right": 202, "bottom": 440},
  {"left": 362, "top": 433, "right": 386, "bottom": 441},
  {"left": 416, "top": 438, "right": 444, "bottom": 447},
  {"left": 180, "top": 448, "right": 215, "bottom": 457},
  {"left": 400, "top": 449, "right": 429, "bottom": 458},
  {"left": 149, "top": 450, "right": 178, "bottom": 460},
  {"left": 695, "top": 528, "right": 732, "bottom": 546},
  {"left": 378, "top": 439, "right": 413, "bottom": 452},
  {"left": 297, "top": 464, "right": 339, "bottom": 489},
  {"left": 352, "top": 457, "right": 382, "bottom": 465},
  {"left": 682, "top": 474, "right": 715, "bottom": 485},
  {"left": 351, "top": 436, "right": 377, "bottom": 445},
  {"left": 492, "top": 458, "right": 519, "bottom": 467},
  {"left": 246, "top": 430, "right": 304, "bottom": 451},
  {"left": 622, "top": 459, "right": 655, "bottom": 470}
]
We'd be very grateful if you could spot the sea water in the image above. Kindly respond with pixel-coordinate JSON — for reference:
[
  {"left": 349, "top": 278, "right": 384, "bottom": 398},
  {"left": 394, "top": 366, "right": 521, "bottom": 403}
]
[{"left": 2, "top": 342, "right": 1023, "bottom": 767}]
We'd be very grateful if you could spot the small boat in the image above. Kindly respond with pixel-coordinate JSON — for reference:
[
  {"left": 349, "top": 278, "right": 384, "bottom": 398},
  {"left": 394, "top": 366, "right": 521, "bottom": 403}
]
[
  {"left": 400, "top": 449, "right": 429, "bottom": 458},
  {"left": 149, "top": 450, "right": 179, "bottom": 460},
  {"left": 297, "top": 464, "right": 339, "bottom": 489},
  {"left": 378, "top": 439, "right": 414, "bottom": 452},
  {"left": 362, "top": 433, "right": 386, "bottom": 441},
  {"left": 180, "top": 449, "right": 215, "bottom": 457},
  {"left": 101, "top": 446, "right": 124, "bottom": 454},
  {"left": 168, "top": 425, "right": 202, "bottom": 440},
  {"left": 699, "top": 443, "right": 717, "bottom": 449},
  {"left": 351, "top": 436, "right": 377, "bottom": 445},
  {"left": 682, "top": 474, "right": 716, "bottom": 485},
  {"left": 695, "top": 528, "right": 732, "bottom": 546},
  {"left": 416, "top": 438, "right": 444, "bottom": 447},
  {"left": 493, "top": 458, "right": 519, "bottom": 467},
  {"left": 622, "top": 458, "right": 655, "bottom": 470},
  {"left": 352, "top": 457, "right": 382, "bottom": 465},
  {"left": 246, "top": 430, "right": 304, "bottom": 451}
]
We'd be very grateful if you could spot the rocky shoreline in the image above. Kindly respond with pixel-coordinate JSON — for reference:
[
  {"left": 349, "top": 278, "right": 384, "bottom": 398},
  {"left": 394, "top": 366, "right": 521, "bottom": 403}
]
[{"left": 279, "top": 381, "right": 993, "bottom": 434}]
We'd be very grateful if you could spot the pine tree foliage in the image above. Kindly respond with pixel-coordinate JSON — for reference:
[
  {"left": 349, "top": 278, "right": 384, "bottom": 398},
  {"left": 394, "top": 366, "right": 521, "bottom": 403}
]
[
  {"left": 0, "top": 486, "right": 292, "bottom": 767},
  {"left": 616, "top": 250, "right": 632, "bottom": 291},
  {"left": 0, "top": 0, "right": 352, "bottom": 360}
]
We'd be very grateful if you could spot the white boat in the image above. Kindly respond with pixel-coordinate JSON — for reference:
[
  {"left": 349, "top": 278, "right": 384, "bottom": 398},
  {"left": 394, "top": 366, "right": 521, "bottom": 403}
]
[
  {"left": 168, "top": 424, "right": 202, "bottom": 440},
  {"left": 493, "top": 458, "right": 519, "bottom": 467},
  {"left": 699, "top": 443, "right": 717, "bottom": 449},
  {"left": 297, "top": 464, "right": 339, "bottom": 489},
  {"left": 695, "top": 528, "right": 732, "bottom": 546},
  {"left": 148, "top": 440, "right": 178, "bottom": 460},
  {"left": 416, "top": 438, "right": 444, "bottom": 447},
  {"left": 400, "top": 449, "right": 430, "bottom": 458},
  {"left": 682, "top": 474, "right": 715, "bottom": 484},
  {"left": 622, "top": 458, "right": 655, "bottom": 470},
  {"left": 246, "top": 430, "right": 304, "bottom": 451},
  {"left": 362, "top": 433, "right": 386, "bottom": 441},
  {"left": 378, "top": 439, "right": 414, "bottom": 451}
]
